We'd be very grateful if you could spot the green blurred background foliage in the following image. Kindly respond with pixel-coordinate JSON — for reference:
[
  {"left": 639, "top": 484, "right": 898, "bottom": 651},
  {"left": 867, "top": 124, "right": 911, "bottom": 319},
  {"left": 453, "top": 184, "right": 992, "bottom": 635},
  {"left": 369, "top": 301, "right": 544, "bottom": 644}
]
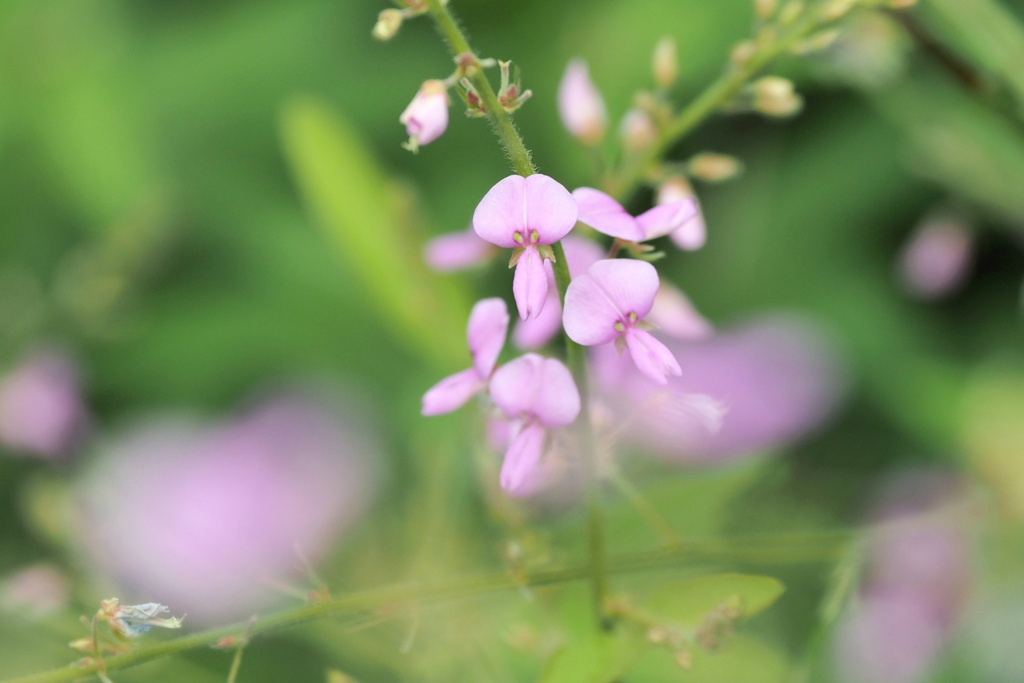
[{"left": 2, "top": 0, "right": 1024, "bottom": 680}]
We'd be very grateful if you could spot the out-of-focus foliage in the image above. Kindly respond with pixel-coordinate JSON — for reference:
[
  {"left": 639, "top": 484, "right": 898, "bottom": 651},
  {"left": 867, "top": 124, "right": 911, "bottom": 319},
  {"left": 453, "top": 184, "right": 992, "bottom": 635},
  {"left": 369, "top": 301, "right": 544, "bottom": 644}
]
[{"left": 2, "top": 0, "right": 1024, "bottom": 681}]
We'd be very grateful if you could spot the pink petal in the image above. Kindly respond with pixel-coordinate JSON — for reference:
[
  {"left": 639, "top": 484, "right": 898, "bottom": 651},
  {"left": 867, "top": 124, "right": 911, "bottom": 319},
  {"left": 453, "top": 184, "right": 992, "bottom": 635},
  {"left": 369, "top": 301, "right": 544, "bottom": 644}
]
[
  {"left": 648, "top": 283, "right": 713, "bottom": 340},
  {"left": 572, "top": 188, "right": 643, "bottom": 241},
  {"left": 563, "top": 259, "right": 660, "bottom": 346},
  {"left": 669, "top": 208, "right": 707, "bottom": 250},
  {"left": 500, "top": 422, "right": 547, "bottom": 495},
  {"left": 467, "top": 298, "right": 510, "bottom": 378},
  {"left": 563, "top": 235, "right": 605, "bottom": 275},
  {"left": 557, "top": 59, "right": 607, "bottom": 145},
  {"left": 524, "top": 174, "right": 578, "bottom": 244},
  {"left": 513, "top": 247, "right": 549, "bottom": 320},
  {"left": 513, "top": 288, "right": 562, "bottom": 349},
  {"left": 489, "top": 354, "right": 579, "bottom": 427},
  {"left": 421, "top": 368, "right": 484, "bottom": 416},
  {"left": 473, "top": 175, "right": 577, "bottom": 247},
  {"left": 625, "top": 329, "right": 682, "bottom": 385},
  {"left": 399, "top": 81, "right": 449, "bottom": 147},
  {"left": 637, "top": 198, "right": 698, "bottom": 241},
  {"left": 423, "top": 229, "right": 494, "bottom": 271}
]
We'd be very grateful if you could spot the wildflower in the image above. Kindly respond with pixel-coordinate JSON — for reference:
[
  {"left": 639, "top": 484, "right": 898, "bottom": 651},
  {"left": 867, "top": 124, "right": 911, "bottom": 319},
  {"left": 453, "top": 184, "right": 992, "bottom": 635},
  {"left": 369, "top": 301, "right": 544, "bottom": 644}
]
[
  {"left": 656, "top": 177, "right": 707, "bottom": 250},
  {"left": 400, "top": 80, "right": 449, "bottom": 151},
  {"left": 472, "top": 175, "right": 578, "bottom": 320},
  {"left": 563, "top": 259, "right": 681, "bottom": 385},
  {"left": 488, "top": 354, "right": 580, "bottom": 495},
  {"left": 0, "top": 349, "right": 87, "bottom": 459},
  {"left": 422, "top": 298, "right": 509, "bottom": 414},
  {"left": 573, "top": 186, "right": 698, "bottom": 246},
  {"left": 558, "top": 59, "right": 607, "bottom": 145},
  {"left": 898, "top": 212, "right": 973, "bottom": 299}
]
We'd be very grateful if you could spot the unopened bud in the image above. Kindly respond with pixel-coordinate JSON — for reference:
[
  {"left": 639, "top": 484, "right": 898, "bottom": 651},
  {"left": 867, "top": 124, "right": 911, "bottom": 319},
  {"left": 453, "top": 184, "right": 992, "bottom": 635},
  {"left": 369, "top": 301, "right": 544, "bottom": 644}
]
[
  {"left": 652, "top": 37, "right": 678, "bottom": 89},
  {"left": 755, "top": 0, "right": 777, "bottom": 20},
  {"left": 779, "top": 0, "right": 804, "bottom": 25},
  {"left": 731, "top": 40, "right": 757, "bottom": 68},
  {"left": 821, "top": 0, "right": 856, "bottom": 21},
  {"left": 753, "top": 76, "right": 803, "bottom": 117},
  {"left": 793, "top": 29, "right": 841, "bottom": 55},
  {"left": 619, "top": 108, "right": 658, "bottom": 152},
  {"left": 558, "top": 59, "right": 607, "bottom": 145},
  {"left": 657, "top": 176, "right": 695, "bottom": 205},
  {"left": 400, "top": 80, "right": 450, "bottom": 151},
  {"left": 372, "top": 9, "right": 404, "bottom": 41},
  {"left": 688, "top": 153, "right": 743, "bottom": 182},
  {"left": 69, "top": 637, "right": 94, "bottom": 653}
]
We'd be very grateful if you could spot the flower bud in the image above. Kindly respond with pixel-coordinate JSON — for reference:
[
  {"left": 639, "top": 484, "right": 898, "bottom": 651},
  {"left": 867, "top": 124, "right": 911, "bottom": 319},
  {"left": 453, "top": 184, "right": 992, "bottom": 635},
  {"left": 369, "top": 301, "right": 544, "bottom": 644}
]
[
  {"left": 730, "top": 40, "right": 757, "bottom": 68},
  {"left": 400, "top": 80, "right": 449, "bottom": 151},
  {"left": 372, "top": 9, "right": 404, "bottom": 41},
  {"left": 619, "top": 108, "right": 658, "bottom": 152},
  {"left": 558, "top": 59, "right": 607, "bottom": 146},
  {"left": 754, "top": 0, "right": 777, "bottom": 20},
  {"left": 687, "top": 153, "right": 743, "bottom": 183},
  {"left": 652, "top": 37, "right": 678, "bottom": 89},
  {"left": 779, "top": 1, "right": 804, "bottom": 24},
  {"left": 753, "top": 76, "right": 803, "bottom": 117}
]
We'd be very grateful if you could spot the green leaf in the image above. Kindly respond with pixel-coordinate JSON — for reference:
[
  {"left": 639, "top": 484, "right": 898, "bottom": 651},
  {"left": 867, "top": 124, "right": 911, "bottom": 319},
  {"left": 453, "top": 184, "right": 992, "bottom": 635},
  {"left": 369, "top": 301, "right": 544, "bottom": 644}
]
[
  {"left": 642, "top": 573, "right": 785, "bottom": 627},
  {"left": 538, "top": 631, "right": 646, "bottom": 683},
  {"left": 279, "top": 96, "right": 470, "bottom": 368}
]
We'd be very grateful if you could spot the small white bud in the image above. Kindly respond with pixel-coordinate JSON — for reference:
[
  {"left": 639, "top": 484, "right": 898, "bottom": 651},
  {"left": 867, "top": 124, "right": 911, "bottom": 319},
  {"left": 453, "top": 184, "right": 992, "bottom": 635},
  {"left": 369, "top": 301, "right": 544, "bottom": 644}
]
[
  {"left": 619, "top": 108, "right": 658, "bottom": 152},
  {"left": 753, "top": 76, "right": 803, "bottom": 117},
  {"left": 652, "top": 37, "right": 678, "bottom": 89},
  {"left": 688, "top": 153, "right": 743, "bottom": 183},
  {"left": 372, "top": 9, "right": 404, "bottom": 42}
]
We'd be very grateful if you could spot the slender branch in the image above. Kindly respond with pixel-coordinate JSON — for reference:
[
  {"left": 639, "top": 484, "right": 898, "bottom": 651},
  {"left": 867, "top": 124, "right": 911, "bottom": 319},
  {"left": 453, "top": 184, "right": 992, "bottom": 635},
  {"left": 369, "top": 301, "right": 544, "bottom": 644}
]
[{"left": 1, "top": 531, "right": 855, "bottom": 683}]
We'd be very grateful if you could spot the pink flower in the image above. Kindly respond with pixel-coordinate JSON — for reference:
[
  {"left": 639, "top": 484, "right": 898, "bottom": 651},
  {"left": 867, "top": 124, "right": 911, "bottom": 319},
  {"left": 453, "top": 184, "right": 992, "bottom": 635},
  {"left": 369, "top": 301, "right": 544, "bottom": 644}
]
[
  {"left": 78, "top": 390, "right": 375, "bottom": 625},
  {"left": 400, "top": 80, "right": 449, "bottom": 150},
  {"left": 656, "top": 177, "right": 707, "bottom": 250},
  {"left": 489, "top": 354, "right": 580, "bottom": 495},
  {"left": 572, "top": 187, "right": 698, "bottom": 245},
  {"left": 513, "top": 236, "right": 604, "bottom": 350},
  {"left": 558, "top": 59, "right": 607, "bottom": 145},
  {"left": 647, "top": 283, "right": 714, "bottom": 341},
  {"left": 0, "top": 350, "right": 87, "bottom": 459},
  {"left": 423, "top": 228, "right": 496, "bottom": 272},
  {"left": 898, "top": 212, "right": 973, "bottom": 300},
  {"left": 563, "top": 259, "right": 681, "bottom": 385},
  {"left": 422, "top": 298, "right": 510, "bottom": 415},
  {"left": 473, "top": 175, "right": 578, "bottom": 320}
]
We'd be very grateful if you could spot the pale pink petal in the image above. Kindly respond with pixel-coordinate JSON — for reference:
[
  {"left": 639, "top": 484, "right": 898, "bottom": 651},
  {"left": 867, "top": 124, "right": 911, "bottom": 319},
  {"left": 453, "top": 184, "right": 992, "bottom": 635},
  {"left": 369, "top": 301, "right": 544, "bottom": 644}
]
[
  {"left": 899, "top": 214, "right": 973, "bottom": 299},
  {"left": 513, "top": 289, "right": 562, "bottom": 349},
  {"left": 489, "top": 353, "right": 544, "bottom": 420},
  {"left": 473, "top": 175, "right": 527, "bottom": 247},
  {"left": 558, "top": 59, "right": 607, "bottom": 145},
  {"left": 523, "top": 174, "right": 578, "bottom": 244},
  {"left": 399, "top": 81, "right": 449, "bottom": 147},
  {"left": 637, "top": 198, "right": 698, "bottom": 241},
  {"left": 467, "top": 298, "right": 509, "bottom": 378},
  {"left": 669, "top": 209, "right": 707, "bottom": 250},
  {"left": 625, "top": 329, "right": 682, "bottom": 385},
  {"left": 423, "top": 230, "right": 494, "bottom": 271},
  {"left": 500, "top": 422, "right": 547, "bottom": 495},
  {"left": 563, "top": 259, "right": 660, "bottom": 346},
  {"left": 563, "top": 235, "right": 605, "bottom": 276},
  {"left": 421, "top": 368, "right": 484, "bottom": 416},
  {"left": 532, "top": 357, "right": 581, "bottom": 428},
  {"left": 513, "top": 247, "right": 549, "bottom": 320},
  {"left": 648, "top": 283, "right": 713, "bottom": 340},
  {"left": 572, "top": 187, "right": 643, "bottom": 241}
]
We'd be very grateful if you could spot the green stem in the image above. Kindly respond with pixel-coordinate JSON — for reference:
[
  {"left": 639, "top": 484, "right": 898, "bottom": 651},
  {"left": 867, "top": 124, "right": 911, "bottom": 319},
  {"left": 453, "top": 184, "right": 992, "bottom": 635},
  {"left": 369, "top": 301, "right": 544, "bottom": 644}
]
[
  {"left": 424, "top": 0, "right": 612, "bottom": 630},
  {"left": 2, "top": 531, "right": 857, "bottom": 683},
  {"left": 603, "top": 8, "right": 834, "bottom": 200}
]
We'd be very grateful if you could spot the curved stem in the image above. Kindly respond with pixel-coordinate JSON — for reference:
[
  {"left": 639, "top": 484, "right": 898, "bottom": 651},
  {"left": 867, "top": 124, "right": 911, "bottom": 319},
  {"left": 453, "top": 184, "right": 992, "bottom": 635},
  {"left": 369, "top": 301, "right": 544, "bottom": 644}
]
[{"left": 2, "top": 531, "right": 856, "bottom": 683}]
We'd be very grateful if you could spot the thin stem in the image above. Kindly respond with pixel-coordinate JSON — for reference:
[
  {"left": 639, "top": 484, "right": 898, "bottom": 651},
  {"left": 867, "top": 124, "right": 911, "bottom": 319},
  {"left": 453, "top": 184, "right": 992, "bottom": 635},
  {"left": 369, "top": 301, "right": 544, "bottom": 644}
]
[
  {"left": 2, "top": 531, "right": 858, "bottom": 683},
  {"left": 225, "top": 648, "right": 244, "bottom": 683},
  {"left": 609, "top": 472, "right": 682, "bottom": 545},
  {"left": 603, "top": 8, "right": 835, "bottom": 200}
]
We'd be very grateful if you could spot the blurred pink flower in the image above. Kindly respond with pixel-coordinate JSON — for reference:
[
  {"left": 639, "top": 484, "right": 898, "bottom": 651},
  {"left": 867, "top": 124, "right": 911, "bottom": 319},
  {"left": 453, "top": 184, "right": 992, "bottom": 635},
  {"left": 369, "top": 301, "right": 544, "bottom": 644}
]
[
  {"left": 572, "top": 187, "right": 698, "bottom": 244},
  {"left": 898, "top": 212, "right": 973, "bottom": 300},
  {"left": 558, "top": 59, "right": 607, "bottom": 145},
  {"left": 400, "top": 80, "right": 449, "bottom": 150},
  {"left": 423, "top": 228, "right": 496, "bottom": 272},
  {"left": 591, "top": 315, "right": 844, "bottom": 462},
  {"left": 0, "top": 563, "right": 71, "bottom": 617},
  {"left": 0, "top": 349, "right": 87, "bottom": 459},
  {"left": 79, "top": 390, "right": 375, "bottom": 625},
  {"left": 832, "top": 471, "right": 972, "bottom": 683}
]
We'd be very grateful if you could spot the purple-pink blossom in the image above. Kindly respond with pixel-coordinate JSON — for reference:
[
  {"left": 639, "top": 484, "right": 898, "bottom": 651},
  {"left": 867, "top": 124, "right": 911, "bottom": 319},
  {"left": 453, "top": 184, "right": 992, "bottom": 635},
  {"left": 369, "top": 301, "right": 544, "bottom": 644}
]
[
  {"left": 558, "top": 59, "right": 607, "bottom": 146},
  {"left": 572, "top": 186, "right": 698, "bottom": 246},
  {"left": 473, "top": 175, "right": 578, "bottom": 320},
  {"left": 400, "top": 80, "right": 449, "bottom": 150},
  {"left": 423, "top": 228, "right": 496, "bottom": 272},
  {"left": 0, "top": 349, "right": 87, "bottom": 459},
  {"left": 488, "top": 354, "right": 580, "bottom": 496},
  {"left": 563, "top": 259, "right": 681, "bottom": 385},
  {"left": 422, "top": 298, "right": 510, "bottom": 415},
  {"left": 656, "top": 177, "right": 707, "bottom": 250}
]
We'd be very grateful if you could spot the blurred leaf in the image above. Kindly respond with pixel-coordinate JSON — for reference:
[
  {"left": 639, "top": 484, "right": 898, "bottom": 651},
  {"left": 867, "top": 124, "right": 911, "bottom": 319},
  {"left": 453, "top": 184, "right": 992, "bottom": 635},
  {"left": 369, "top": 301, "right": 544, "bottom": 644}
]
[
  {"left": 538, "top": 630, "right": 646, "bottom": 683},
  {"left": 630, "top": 634, "right": 790, "bottom": 683},
  {"left": 280, "top": 96, "right": 469, "bottom": 368},
  {"left": 642, "top": 572, "right": 785, "bottom": 626}
]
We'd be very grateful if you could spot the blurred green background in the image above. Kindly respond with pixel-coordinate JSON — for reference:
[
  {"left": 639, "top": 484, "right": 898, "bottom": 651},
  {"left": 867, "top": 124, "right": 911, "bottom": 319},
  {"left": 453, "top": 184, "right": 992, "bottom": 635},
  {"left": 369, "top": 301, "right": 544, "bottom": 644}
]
[{"left": 2, "top": 0, "right": 1024, "bottom": 681}]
